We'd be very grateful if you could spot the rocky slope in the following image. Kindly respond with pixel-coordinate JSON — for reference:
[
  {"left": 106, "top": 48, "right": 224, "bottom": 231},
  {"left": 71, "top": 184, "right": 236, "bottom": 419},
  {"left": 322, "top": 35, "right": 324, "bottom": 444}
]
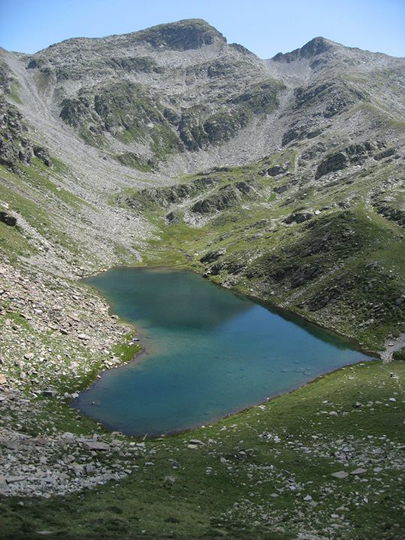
[{"left": 0, "top": 18, "right": 404, "bottom": 519}]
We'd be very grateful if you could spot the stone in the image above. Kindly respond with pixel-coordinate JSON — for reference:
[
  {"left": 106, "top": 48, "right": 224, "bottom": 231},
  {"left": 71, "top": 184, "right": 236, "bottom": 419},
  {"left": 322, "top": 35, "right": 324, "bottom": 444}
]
[
  {"left": 284, "top": 211, "right": 313, "bottom": 224},
  {"left": 189, "top": 439, "right": 205, "bottom": 446},
  {"left": 352, "top": 402, "right": 363, "bottom": 408},
  {"left": 350, "top": 468, "right": 367, "bottom": 476},
  {"left": 163, "top": 476, "right": 176, "bottom": 486},
  {"left": 267, "top": 165, "right": 287, "bottom": 177},
  {"left": 33, "top": 146, "right": 52, "bottom": 167},
  {"left": 61, "top": 432, "right": 76, "bottom": 442},
  {"left": 6, "top": 476, "right": 25, "bottom": 484},
  {"left": 331, "top": 471, "right": 349, "bottom": 479},
  {"left": 82, "top": 441, "right": 110, "bottom": 451},
  {"left": 0, "top": 374, "right": 7, "bottom": 384},
  {"left": 1, "top": 440, "right": 20, "bottom": 450},
  {"left": 42, "top": 389, "right": 57, "bottom": 398}
]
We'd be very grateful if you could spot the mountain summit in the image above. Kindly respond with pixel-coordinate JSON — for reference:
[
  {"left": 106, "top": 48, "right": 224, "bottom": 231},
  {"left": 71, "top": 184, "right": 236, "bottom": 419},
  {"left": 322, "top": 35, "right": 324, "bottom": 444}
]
[
  {"left": 272, "top": 36, "right": 336, "bottom": 62},
  {"left": 129, "top": 18, "right": 227, "bottom": 51}
]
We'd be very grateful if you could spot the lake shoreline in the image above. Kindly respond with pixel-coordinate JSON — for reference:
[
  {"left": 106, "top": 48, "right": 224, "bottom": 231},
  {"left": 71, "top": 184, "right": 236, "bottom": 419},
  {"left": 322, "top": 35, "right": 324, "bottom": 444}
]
[
  {"left": 74, "top": 265, "right": 374, "bottom": 436},
  {"left": 73, "top": 355, "right": 378, "bottom": 439}
]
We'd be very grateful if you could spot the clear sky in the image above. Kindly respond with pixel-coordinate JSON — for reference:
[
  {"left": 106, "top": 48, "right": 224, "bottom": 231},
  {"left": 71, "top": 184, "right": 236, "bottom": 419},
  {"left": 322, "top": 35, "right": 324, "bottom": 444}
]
[{"left": 1, "top": 0, "right": 404, "bottom": 58}]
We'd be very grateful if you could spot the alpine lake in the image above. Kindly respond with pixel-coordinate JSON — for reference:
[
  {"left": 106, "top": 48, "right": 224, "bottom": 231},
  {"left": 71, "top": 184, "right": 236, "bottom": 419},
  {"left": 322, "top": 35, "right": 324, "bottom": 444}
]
[{"left": 73, "top": 267, "right": 370, "bottom": 436}]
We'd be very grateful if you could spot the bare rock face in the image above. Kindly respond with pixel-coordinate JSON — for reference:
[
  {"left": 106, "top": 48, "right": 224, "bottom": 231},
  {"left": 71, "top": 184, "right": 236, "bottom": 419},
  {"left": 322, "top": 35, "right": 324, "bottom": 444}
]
[
  {"left": 20, "top": 20, "right": 285, "bottom": 162},
  {"left": 315, "top": 152, "right": 348, "bottom": 179},
  {"left": 0, "top": 97, "right": 32, "bottom": 169},
  {"left": 284, "top": 211, "right": 314, "bottom": 224},
  {"left": 133, "top": 19, "right": 227, "bottom": 51},
  {"left": 272, "top": 37, "right": 334, "bottom": 63}
]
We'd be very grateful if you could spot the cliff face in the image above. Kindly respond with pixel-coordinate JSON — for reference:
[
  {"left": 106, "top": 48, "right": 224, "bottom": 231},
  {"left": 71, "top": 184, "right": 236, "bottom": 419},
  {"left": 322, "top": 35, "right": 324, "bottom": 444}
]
[{"left": 0, "top": 19, "right": 404, "bottom": 352}]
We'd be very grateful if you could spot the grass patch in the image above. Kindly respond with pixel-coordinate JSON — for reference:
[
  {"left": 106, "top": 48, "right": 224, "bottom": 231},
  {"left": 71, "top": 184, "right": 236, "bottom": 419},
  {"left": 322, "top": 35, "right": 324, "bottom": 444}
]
[{"left": 392, "top": 347, "right": 405, "bottom": 361}]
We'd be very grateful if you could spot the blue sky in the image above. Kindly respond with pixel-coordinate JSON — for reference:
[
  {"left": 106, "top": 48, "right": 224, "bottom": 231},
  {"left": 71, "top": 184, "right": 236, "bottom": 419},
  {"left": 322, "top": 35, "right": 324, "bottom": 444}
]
[{"left": 1, "top": 0, "right": 404, "bottom": 58}]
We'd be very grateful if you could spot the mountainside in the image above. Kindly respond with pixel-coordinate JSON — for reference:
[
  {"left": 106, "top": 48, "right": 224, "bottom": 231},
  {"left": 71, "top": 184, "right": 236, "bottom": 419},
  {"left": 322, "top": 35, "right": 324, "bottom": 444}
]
[
  {"left": 0, "top": 19, "right": 405, "bottom": 538},
  {"left": 2, "top": 19, "right": 404, "bottom": 346}
]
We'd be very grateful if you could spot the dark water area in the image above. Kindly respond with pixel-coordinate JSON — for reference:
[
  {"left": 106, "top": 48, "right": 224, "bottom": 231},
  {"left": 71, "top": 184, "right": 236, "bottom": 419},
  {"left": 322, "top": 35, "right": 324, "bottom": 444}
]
[{"left": 73, "top": 267, "right": 369, "bottom": 436}]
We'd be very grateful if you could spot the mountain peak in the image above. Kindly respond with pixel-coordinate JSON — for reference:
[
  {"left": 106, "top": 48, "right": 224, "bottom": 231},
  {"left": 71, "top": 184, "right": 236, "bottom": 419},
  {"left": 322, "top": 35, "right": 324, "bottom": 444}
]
[
  {"left": 272, "top": 36, "right": 336, "bottom": 63},
  {"left": 133, "top": 19, "right": 226, "bottom": 51}
]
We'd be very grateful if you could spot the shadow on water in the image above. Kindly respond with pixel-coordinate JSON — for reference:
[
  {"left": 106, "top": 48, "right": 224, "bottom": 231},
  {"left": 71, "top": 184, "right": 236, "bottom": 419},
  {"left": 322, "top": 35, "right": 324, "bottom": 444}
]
[{"left": 84, "top": 267, "right": 252, "bottom": 330}]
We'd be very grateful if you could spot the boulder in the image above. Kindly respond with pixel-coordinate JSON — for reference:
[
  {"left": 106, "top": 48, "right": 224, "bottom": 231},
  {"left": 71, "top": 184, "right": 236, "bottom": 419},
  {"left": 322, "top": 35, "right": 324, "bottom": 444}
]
[
  {"left": 331, "top": 471, "right": 349, "bottom": 479},
  {"left": 284, "top": 211, "right": 313, "bottom": 224},
  {"left": 42, "top": 389, "right": 58, "bottom": 398},
  {"left": 33, "top": 146, "right": 52, "bottom": 167},
  {"left": 315, "top": 152, "right": 348, "bottom": 179},
  {"left": 200, "top": 249, "right": 226, "bottom": 264},
  {"left": 0, "top": 211, "right": 17, "bottom": 227},
  {"left": 350, "top": 468, "right": 367, "bottom": 476},
  {"left": 82, "top": 441, "right": 110, "bottom": 451},
  {"left": 267, "top": 165, "right": 287, "bottom": 177}
]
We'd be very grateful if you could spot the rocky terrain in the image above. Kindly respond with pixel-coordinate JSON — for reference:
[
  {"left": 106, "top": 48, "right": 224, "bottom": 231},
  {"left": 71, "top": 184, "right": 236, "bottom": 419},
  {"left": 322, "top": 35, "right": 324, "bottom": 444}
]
[{"left": 0, "top": 18, "right": 404, "bottom": 539}]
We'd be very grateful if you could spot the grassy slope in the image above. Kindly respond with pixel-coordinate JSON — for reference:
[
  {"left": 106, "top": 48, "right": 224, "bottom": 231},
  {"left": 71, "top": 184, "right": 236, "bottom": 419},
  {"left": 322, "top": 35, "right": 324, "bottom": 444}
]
[
  {"left": 0, "top": 158, "right": 86, "bottom": 263},
  {"left": 1, "top": 360, "right": 404, "bottom": 539}
]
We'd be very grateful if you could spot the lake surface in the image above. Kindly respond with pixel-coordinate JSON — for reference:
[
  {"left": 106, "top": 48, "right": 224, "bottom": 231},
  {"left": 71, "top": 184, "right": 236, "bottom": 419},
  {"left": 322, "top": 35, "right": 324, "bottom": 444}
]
[{"left": 73, "top": 267, "right": 369, "bottom": 435}]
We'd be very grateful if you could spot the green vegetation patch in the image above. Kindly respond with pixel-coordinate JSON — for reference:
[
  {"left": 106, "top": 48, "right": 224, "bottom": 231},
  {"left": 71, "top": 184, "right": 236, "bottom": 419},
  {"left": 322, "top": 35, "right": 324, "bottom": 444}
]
[{"left": 392, "top": 347, "right": 405, "bottom": 361}]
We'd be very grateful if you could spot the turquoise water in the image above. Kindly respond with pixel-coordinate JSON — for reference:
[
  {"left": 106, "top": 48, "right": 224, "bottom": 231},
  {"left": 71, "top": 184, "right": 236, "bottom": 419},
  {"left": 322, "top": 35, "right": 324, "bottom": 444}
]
[{"left": 73, "top": 267, "right": 369, "bottom": 435}]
